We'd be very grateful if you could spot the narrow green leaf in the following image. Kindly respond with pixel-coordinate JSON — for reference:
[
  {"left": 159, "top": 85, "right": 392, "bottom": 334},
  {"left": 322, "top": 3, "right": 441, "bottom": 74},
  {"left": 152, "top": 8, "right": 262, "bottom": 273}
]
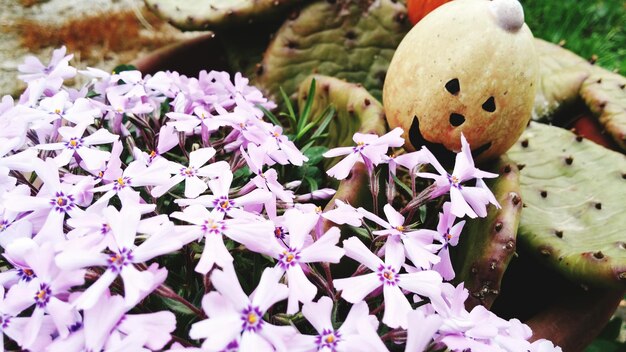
[
  {"left": 392, "top": 172, "right": 413, "bottom": 197},
  {"left": 257, "top": 104, "right": 282, "bottom": 127},
  {"left": 296, "top": 121, "right": 319, "bottom": 140},
  {"left": 310, "top": 106, "right": 335, "bottom": 140},
  {"left": 304, "top": 176, "right": 319, "bottom": 192},
  {"left": 279, "top": 87, "right": 297, "bottom": 128},
  {"left": 298, "top": 78, "right": 316, "bottom": 133}
]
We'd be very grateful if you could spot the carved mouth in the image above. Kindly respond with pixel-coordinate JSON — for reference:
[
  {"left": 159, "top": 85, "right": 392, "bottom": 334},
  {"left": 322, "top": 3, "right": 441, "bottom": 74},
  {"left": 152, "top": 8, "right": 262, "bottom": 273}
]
[{"left": 409, "top": 116, "right": 492, "bottom": 166}]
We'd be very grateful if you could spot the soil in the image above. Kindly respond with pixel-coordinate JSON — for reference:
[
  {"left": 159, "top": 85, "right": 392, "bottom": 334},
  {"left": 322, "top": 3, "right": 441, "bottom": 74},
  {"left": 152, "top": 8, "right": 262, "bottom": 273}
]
[{"left": 0, "top": 0, "right": 203, "bottom": 97}]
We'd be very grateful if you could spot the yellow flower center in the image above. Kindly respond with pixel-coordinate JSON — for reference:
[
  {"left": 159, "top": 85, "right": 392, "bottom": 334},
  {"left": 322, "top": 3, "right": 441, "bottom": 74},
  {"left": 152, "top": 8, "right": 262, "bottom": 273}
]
[
  {"left": 450, "top": 176, "right": 459, "bottom": 184},
  {"left": 36, "top": 289, "right": 47, "bottom": 300},
  {"left": 220, "top": 201, "right": 230, "bottom": 209},
  {"left": 395, "top": 225, "right": 404, "bottom": 231},
  {"left": 69, "top": 140, "right": 77, "bottom": 147},
  {"left": 247, "top": 313, "right": 258, "bottom": 324},
  {"left": 325, "top": 335, "right": 335, "bottom": 344},
  {"left": 383, "top": 271, "right": 394, "bottom": 280},
  {"left": 116, "top": 177, "right": 125, "bottom": 186},
  {"left": 56, "top": 197, "right": 65, "bottom": 206},
  {"left": 54, "top": 109, "right": 61, "bottom": 114}
]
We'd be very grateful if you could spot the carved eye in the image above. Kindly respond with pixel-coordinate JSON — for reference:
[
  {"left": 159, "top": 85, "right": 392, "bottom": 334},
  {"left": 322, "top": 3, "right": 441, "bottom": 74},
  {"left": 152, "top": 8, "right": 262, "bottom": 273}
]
[
  {"left": 449, "top": 113, "right": 465, "bottom": 127},
  {"left": 445, "top": 78, "right": 460, "bottom": 95},
  {"left": 482, "top": 96, "right": 496, "bottom": 112}
]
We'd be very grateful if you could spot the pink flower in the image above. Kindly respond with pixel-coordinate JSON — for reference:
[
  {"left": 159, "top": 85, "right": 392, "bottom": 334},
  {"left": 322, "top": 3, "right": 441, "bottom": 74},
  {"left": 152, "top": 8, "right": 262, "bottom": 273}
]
[
  {"left": 416, "top": 202, "right": 466, "bottom": 280},
  {"left": 240, "top": 144, "right": 295, "bottom": 219},
  {"left": 190, "top": 267, "right": 296, "bottom": 351},
  {"left": 3, "top": 159, "right": 89, "bottom": 243},
  {"left": 333, "top": 237, "right": 443, "bottom": 329},
  {"left": 92, "top": 159, "right": 171, "bottom": 205},
  {"left": 405, "top": 309, "right": 442, "bottom": 352},
  {"left": 2, "top": 239, "right": 84, "bottom": 349},
  {"left": 170, "top": 204, "right": 275, "bottom": 274},
  {"left": 291, "top": 296, "right": 388, "bottom": 352},
  {"left": 151, "top": 147, "right": 230, "bottom": 198},
  {"left": 55, "top": 206, "right": 183, "bottom": 310},
  {"left": 358, "top": 204, "right": 441, "bottom": 270},
  {"left": 265, "top": 209, "right": 344, "bottom": 313},
  {"left": 47, "top": 291, "right": 176, "bottom": 352},
  {"left": 18, "top": 46, "right": 76, "bottom": 92},
  {"left": 35, "top": 124, "right": 118, "bottom": 171},
  {"left": 324, "top": 128, "right": 405, "bottom": 180},
  {"left": 258, "top": 124, "right": 308, "bottom": 166},
  {"left": 418, "top": 134, "right": 499, "bottom": 218},
  {"left": 175, "top": 170, "right": 271, "bottom": 216}
]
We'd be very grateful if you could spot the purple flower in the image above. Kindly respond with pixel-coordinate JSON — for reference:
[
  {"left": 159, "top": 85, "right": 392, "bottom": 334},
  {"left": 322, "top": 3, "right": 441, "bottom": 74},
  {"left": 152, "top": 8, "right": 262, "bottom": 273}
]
[
  {"left": 418, "top": 134, "right": 499, "bottom": 218},
  {"left": 333, "top": 237, "right": 443, "bottom": 329},
  {"left": 323, "top": 128, "right": 405, "bottom": 180},
  {"left": 151, "top": 147, "right": 230, "bottom": 198},
  {"left": 55, "top": 206, "right": 183, "bottom": 310},
  {"left": 2, "top": 239, "right": 84, "bottom": 349},
  {"left": 190, "top": 267, "right": 296, "bottom": 351},
  {"left": 265, "top": 209, "right": 344, "bottom": 313},
  {"left": 18, "top": 46, "right": 76, "bottom": 92},
  {"left": 170, "top": 204, "right": 276, "bottom": 274},
  {"left": 358, "top": 204, "right": 441, "bottom": 270},
  {"left": 35, "top": 124, "right": 118, "bottom": 171},
  {"left": 47, "top": 291, "right": 176, "bottom": 352},
  {"left": 290, "top": 296, "right": 389, "bottom": 352},
  {"left": 405, "top": 309, "right": 443, "bottom": 352},
  {"left": 175, "top": 169, "right": 271, "bottom": 215}
]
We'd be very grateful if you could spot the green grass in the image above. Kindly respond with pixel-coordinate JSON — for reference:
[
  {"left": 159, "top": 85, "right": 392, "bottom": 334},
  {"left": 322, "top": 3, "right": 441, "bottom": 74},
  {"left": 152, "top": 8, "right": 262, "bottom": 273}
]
[{"left": 521, "top": 0, "right": 626, "bottom": 74}]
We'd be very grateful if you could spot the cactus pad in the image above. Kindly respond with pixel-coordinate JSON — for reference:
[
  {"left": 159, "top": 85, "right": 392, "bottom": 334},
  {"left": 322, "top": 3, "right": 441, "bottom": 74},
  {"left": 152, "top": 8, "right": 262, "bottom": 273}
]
[
  {"left": 532, "top": 39, "right": 592, "bottom": 121},
  {"left": 454, "top": 156, "right": 522, "bottom": 309},
  {"left": 580, "top": 68, "right": 626, "bottom": 151},
  {"left": 144, "top": 0, "right": 304, "bottom": 31},
  {"left": 507, "top": 122, "right": 626, "bottom": 288},
  {"left": 257, "top": 0, "right": 411, "bottom": 101}
]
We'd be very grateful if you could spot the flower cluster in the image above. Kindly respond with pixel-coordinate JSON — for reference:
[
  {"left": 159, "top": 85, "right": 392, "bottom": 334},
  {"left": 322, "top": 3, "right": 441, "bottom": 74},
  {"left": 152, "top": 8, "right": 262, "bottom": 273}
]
[{"left": 0, "top": 47, "right": 561, "bottom": 352}]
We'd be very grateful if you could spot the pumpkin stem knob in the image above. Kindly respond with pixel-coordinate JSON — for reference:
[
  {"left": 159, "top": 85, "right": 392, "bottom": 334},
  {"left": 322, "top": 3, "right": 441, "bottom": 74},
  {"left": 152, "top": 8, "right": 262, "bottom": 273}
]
[{"left": 489, "top": 0, "right": 525, "bottom": 32}]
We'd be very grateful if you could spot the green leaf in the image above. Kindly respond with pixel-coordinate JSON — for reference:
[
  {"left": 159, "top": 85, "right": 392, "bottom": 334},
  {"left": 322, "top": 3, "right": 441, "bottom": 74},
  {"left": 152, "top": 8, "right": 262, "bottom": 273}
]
[
  {"left": 160, "top": 296, "right": 195, "bottom": 316},
  {"left": 298, "top": 78, "right": 316, "bottom": 133},
  {"left": 304, "top": 176, "right": 319, "bottom": 192},
  {"left": 279, "top": 86, "right": 297, "bottom": 128},
  {"left": 303, "top": 146, "right": 329, "bottom": 165},
  {"left": 419, "top": 205, "right": 427, "bottom": 224},
  {"left": 349, "top": 226, "right": 372, "bottom": 241},
  {"left": 598, "top": 318, "right": 624, "bottom": 340},
  {"left": 295, "top": 121, "right": 319, "bottom": 140},
  {"left": 112, "top": 64, "right": 138, "bottom": 74},
  {"left": 233, "top": 165, "right": 251, "bottom": 180},
  {"left": 309, "top": 106, "right": 335, "bottom": 139},
  {"left": 585, "top": 339, "right": 624, "bottom": 352},
  {"left": 392, "top": 172, "right": 413, "bottom": 197},
  {"left": 257, "top": 105, "right": 282, "bottom": 127},
  {"left": 85, "top": 90, "right": 100, "bottom": 98}
]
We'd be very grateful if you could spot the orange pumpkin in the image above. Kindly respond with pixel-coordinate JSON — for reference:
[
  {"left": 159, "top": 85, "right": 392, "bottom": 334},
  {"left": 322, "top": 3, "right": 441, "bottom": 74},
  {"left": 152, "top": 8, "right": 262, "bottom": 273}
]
[{"left": 407, "top": 0, "right": 452, "bottom": 25}]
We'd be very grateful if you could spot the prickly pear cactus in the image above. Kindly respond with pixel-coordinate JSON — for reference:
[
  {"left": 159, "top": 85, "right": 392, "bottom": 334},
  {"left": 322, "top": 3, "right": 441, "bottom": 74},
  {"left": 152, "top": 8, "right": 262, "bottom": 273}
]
[
  {"left": 454, "top": 156, "right": 522, "bottom": 309},
  {"left": 144, "top": 0, "right": 305, "bottom": 30},
  {"left": 507, "top": 122, "right": 626, "bottom": 288},
  {"left": 532, "top": 39, "right": 593, "bottom": 121},
  {"left": 257, "top": 0, "right": 411, "bottom": 101},
  {"left": 580, "top": 68, "right": 626, "bottom": 151}
]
